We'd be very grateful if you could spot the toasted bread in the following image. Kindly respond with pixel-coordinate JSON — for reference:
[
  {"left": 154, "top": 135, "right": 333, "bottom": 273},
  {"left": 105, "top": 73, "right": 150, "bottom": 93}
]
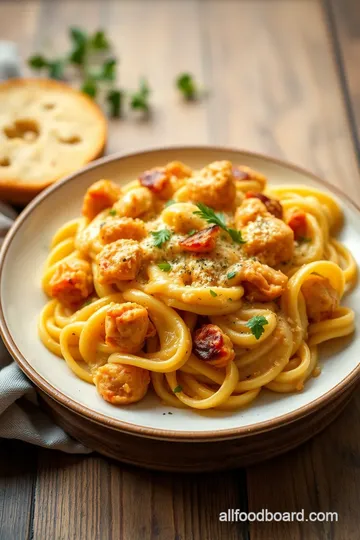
[{"left": 0, "top": 78, "right": 107, "bottom": 204}]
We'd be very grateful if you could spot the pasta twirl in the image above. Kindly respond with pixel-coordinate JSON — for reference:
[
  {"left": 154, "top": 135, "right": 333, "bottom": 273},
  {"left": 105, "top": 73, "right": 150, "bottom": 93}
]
[{"left": 38, "top": 160, "right": 356, "bottom": 411}]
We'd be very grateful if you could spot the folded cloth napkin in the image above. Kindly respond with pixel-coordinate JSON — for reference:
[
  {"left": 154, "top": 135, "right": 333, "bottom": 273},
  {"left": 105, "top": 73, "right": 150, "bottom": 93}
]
[{"left": 0, "top": 204, "right": 91, "bottom": 453}]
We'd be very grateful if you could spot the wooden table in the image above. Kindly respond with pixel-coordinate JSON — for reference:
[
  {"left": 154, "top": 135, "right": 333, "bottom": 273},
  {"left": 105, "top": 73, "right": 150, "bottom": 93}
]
[{"left": 1, "top": 0, "right": 360, "bottom": 538}]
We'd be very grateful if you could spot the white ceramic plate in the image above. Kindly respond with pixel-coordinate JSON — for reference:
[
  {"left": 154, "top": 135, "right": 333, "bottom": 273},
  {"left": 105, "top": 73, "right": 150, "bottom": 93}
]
[{"left": 0, "top": 147, "right": 359, "bottom": 438}]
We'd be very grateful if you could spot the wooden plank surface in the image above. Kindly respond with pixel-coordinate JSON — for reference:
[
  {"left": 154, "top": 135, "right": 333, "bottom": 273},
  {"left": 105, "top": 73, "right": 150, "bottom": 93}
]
[{"left": 0, "top": 0, "right": 360, "bottom": 539}]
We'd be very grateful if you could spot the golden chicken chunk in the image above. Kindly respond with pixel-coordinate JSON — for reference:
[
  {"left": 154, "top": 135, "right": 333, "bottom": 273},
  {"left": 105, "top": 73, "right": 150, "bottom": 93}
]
[
  {"left": 49, "top": 259, "right": 93, "bottom": 308},
  {"left": 114, "top": 187, "right": 153, "bottom": 218},
  {"left": 94, "top": 363, "right": 150, "bottom": 405},
  {"left": 139, "top": 161, "right": 192, "bottom": 200},
  {"left": 193, "top": 324, "right": 235, "bottom": 368},
  {"left": 243, "top": 216, "right": 294, "bottom": 267},
  {"left": 301, "top": 274, "right": 339, "bottom": 322},
  {"left": 235, "top": 197, "right": 268, "bottom": 227},
  {"left": 98, "top": 239, "right": 142, "bottom": 283},
  {"left": 105, "top": 302, "right": 156, "bottom": 352},
  {"left": 232, "top": 165, "right": 267, "bottom": 190},
  {"left": 187, "top": 160, "right": 236, "bottom": 209},
  {"left": 100, "top": 217, "right": 147, "bottom": 244},
  {"left": 234, "top": 260, "right": 288, "bottom": 302},
  {"left": 82, "top": 180, "right": 122, "bottom": 220}
]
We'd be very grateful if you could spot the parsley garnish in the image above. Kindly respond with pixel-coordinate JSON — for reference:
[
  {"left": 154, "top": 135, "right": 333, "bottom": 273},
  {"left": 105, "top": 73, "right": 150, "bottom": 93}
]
[
  {"left": 246, "top": 316, "right": 269, "bottom": 340},
  {"left": 130, "top": 78, "right": 151, "bottom": 113},
  {"left": 157, "top": 262, "right": 171, "bottom": 272},
  {"left": 298, "top": 236, "right": 312, "bottom": 243},
  {"left": 164, "top": 199, "right": 176, "bottom": 208},
  {"left": 176, "top": 73, "right": 198, "bottom": 100},
  {"left": 193, "top": 203, "right": 245, "bottom": 244},
  {"left": 108, "top": 209, "right": 117, "bottom": 216},
  {"left": 82, "top": 299, "right": 92, "bottom": 307},
  {"left": 227, "top": 271, "right": 237, "bottom": 280},
  {"left": 187, "top": 229, "right": 197, "bottom": 236},
  {"left": 151, "top": 229, "right": 172, "bottom": 247},
  {"left": 173, "top": 385, "right": 182, "bottom": 393},
  {"left": 210, "top": 289, "right": 217, "bottom": 297}
]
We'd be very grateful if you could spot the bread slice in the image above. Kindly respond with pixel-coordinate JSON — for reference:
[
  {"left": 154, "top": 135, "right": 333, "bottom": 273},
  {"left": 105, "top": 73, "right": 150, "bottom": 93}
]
[{"left": 0, "top": 78, "right": 107, "bottom": 204}]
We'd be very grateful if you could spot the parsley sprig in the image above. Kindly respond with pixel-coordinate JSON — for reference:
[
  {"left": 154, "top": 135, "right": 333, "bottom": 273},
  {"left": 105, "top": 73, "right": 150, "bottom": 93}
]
[
  {"left": 176, "top": 73, "right": 198, "bottom": 100},
  {"left": 130, "top": 78, "right": 151, "bottom": 113},
  {"left": 151, "top": 229, "right": 172, "bottom": 248},
  {"left": 193, "top": 203, "right": 245, "bottom": 244},
  {"left": 246, "top": 316, "right": 269, "bottom": 340},
  {"left": 157, "top": 262, "right": 172, "bottom": 272}
]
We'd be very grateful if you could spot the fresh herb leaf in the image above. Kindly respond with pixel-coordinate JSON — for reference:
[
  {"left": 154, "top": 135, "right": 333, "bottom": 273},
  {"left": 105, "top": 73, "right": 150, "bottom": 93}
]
[
  {"left": 68, "top": 27, "right": 88, "bottom": 66},
  {"left": 82, "top": 299, "right": 92, "bottom": 307},
  {"left": 193, "top": 203, "right": 246, "bottom": 244},
  {"left": 82, "top": 78, "right": 98, "bottom": 98},
  {"left": 98, "top": 58, "right": 117, "bottom": 81},
  {"left": 227, "top": 271, "right": 237, "bottom": 280},
  {"left": 246, "top": 315, "right": 269, "bottom": 340},
  {"left": 151, "top": 228, "right": 172, "bottom": 248},
  {"left": 158, "top": 262, "right": 171, "bottom": 272},
  {"left": 187, "top": 229, "right": 197, "bottom": 236},
  {"left": 164, "top": 199, "right": 176, "bottom": 208},
  {"left": 28, "top": 54, "right": 49, "bottom": 69},
  {"left": 227, "top": 228, "right": 246, "bottom": 244},
  {"left": 48, "top": 59, "right": 65, "bottom": 80},
  {"left": 90, "top": 30, "right": 110, "bottom": 50},
  {"left": 176, "top": 73, "right": 197, "bottom": 100},
  {"left": 108, "top": 209, "right": 117, "bottom": 216},
  {"left": 298, "top": 236, "right": 312, "bottom": 243},
  {"left": 106, "top": 89, "right": 123, "bottom": 117},
  {"left": 130, "top": 78, "right": 150, "bottom": 112},
  {"left": 210, "top": 289, "right": 217, "bottom": 297},
  {"left": 173, "top": 385, "right": 182, "bottom": 393}
]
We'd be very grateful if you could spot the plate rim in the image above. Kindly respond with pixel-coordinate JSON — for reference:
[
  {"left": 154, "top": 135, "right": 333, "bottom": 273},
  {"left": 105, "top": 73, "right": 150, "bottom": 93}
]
[{"left": 0, "top": 144, "right": 359, "bottom": 441}]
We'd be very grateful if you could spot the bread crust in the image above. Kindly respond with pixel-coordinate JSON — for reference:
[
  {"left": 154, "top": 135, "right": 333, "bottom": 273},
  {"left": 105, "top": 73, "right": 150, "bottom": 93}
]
[{"left": 0, "top": 78, "right": 107, "bottom": 204}]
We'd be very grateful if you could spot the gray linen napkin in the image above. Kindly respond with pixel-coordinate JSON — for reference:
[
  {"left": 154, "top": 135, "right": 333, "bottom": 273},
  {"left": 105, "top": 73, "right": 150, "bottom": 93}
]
[{"left": 0, "top": 206, "right": 91, "bottom": 453}]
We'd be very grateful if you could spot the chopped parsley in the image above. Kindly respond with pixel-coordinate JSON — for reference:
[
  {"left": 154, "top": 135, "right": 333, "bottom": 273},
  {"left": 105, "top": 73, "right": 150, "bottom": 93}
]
[
  {"left": 210, "top": 289, "right": 218, "bottom": 297},
  {"left": 157, "top": 262, "right": 171, "bottom": 272},
  {"left": 173, "top": 385, "right": 182, "bottom": 393},
  {"left": 193, "top": 203, "right": 245, "bottom": 244},
  {"left": 298, "top": 236, "right": 312, "bottom": 243},
  {"left": 176, "top": 73, "right": 198, "bottom": 100},
  {"left": 227, "top": 271, "right": 237, "bottom": 280},
  {"left": 151, "top": 228, "right": 172, "bottom": 247},
  {"left": 187, "top": 229, "right": 197, "bottom": 236},
  {"left": 108, "top": 209, "right": 117, "bottom": 216},
  {"left": 164, "top": 199, "right": 176, "bottom": 207},
  {"left": 246, "top": 315, "right": 269, "bottom": 340}
]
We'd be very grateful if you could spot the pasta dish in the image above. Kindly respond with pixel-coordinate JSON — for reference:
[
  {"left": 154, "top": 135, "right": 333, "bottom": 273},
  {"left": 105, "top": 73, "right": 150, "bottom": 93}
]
[{"left": 39, "top": 160, "right": 357, "bottom": 411}]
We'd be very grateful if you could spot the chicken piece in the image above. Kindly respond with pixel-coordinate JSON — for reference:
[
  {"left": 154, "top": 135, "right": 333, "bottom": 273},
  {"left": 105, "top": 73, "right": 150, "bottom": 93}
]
[
  {"left": 105, "top": 302, "right": 156, "bottom": 351},
  {"left": 138, "top": 161, "right": 191, "bottom": 200},
  {"left": 166, "top": 160, "right": 192, "bottom": 179},
  {"left": 301, "top": 274, "right": 339, "bottom": 322},
  {"left": 100, "top": 217, "right": 147, "bottom": 244},
  {"left": 187, "top": 160, "right": 236, "bottom": 209},
  {"left": 236, "top": 260, "right": 288, "bottom": 302},
  {"left": 232, "top": 165, "right": 267, "bottom": 190},
  {"left": 243, "top": 216, "right": 294, "bottom": 266},
  {"left": 49, "top": 259, "right": 93, "bottom": 307},
  {"left": 162, "top": 202, "right": 205, "bottom": 233},
  {"left": 94, "top": 363, "right": 150, "bottom": 405},
  {"left": 245, "top": 191, "right": 283, "bottom": 219},
  {"left": 288, "top": 210, "right": 308, "bottom": 240},
  {"left": 82, "top": 180, "right": 122, "bottom": 220},
  {"left": 235, "top": 197, "right": 269, "bottom": 227},
  {"left": 98, "top": 239, "right": 142, "bottom": 282},
  {"left": 193, "top": 324, "right": 235, "bottom": 368},
  {"left": 114, "top": 187, "right": 154, "bottom": 218},
  {"left": 179, "top": 225, "right": 220, "bottom": 253}
]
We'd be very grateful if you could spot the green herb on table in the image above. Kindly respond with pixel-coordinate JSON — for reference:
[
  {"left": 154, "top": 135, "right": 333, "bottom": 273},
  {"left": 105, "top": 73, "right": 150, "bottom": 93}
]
[
  {"left": 82, "top": 78, "right": 98, "bottom": 98},
  {"left": 157, "top": 262, "right": 172, "bottom": 272},
  {"left": 176, "top": 73, "right": 198, "bottom": 100},
  {"left": 90, "top": 30, "right": 110, "bottom": 51},
  {"left": 246, "top": 315, "right": 268, "bottom": 340},
  {"left": 130, "top": 78, "right": 151, "bottom": 113},
  {"left": 193, "top": 203, "right": 246, "bottom": 244},
  {"left": 151, "top": 229, "right": 172, "bottom": 248},
  {"left": 106, "top": 89, "right": 123, "bottom": 117}
]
